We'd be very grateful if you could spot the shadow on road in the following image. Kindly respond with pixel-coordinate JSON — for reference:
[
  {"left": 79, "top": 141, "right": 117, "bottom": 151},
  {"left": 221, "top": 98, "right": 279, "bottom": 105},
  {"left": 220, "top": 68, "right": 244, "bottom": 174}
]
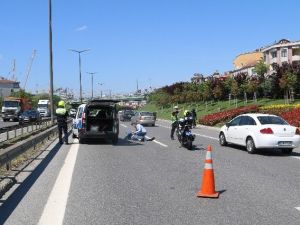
[
  {"left": 225, "top": 144, "right": 300, "bottom": 157},
  {"left": 0, "top": 142, "right": 62, "bottom": 224}
]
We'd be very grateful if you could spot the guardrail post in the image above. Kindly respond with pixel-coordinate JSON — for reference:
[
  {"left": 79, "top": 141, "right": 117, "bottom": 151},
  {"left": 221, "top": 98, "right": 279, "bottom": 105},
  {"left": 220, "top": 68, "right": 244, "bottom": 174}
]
[
  {"left": 6, "top": 130, "right": 9, "bottom": 141},
  {"left": 5, "top": 155, "right": 11, "bottom": 171},
  {"left": 14, "top": 128, "right": 17, "bottom": 139}
]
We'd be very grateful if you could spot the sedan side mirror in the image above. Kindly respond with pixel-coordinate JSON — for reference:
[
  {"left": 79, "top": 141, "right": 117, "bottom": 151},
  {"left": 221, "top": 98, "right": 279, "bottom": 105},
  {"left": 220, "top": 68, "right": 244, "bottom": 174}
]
[{"left": 226, "top": 122, "right": 230, "bottom": 128}]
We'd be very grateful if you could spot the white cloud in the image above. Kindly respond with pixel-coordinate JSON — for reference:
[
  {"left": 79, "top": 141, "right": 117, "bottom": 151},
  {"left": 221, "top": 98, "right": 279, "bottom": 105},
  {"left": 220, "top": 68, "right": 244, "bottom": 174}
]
[{"left": 75, "top": 25, "right": 88, "bottom": 32}]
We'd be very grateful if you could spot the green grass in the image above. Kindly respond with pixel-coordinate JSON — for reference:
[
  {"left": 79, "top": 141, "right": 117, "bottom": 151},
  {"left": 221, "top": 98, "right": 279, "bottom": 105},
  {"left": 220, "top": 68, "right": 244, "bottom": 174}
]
[{"left": 141, "top": 98, "right": 300, "bottom": 121}]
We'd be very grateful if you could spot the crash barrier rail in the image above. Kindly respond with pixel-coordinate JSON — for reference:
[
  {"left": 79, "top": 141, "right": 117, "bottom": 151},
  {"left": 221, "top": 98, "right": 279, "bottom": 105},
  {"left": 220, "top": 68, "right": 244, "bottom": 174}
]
[
  {"left": 0, "top": 118, "right": 56, "bottom": 145},
  {"left": 0, "top": 119, "right": 73, "bottom": 171}
]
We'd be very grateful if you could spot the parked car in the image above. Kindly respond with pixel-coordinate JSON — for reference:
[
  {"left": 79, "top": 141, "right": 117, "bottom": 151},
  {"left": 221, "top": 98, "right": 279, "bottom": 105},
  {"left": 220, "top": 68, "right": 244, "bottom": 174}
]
[
  {"left": 219, "top": 113, "right": 300, "bottom": 154},
  {"left": 72, "top": 99, "right": 119, "bottom": 144},
  {"left": 131, "top": 111, "right": 155, "bottom": 126},
  {"left": 19, "top": 110, "right": 41, "bottom": 125},
  {"left": 119, "top": 109, "right": 135, "bottom": 121},
  {"left": 69, "top": 108, "right": 77, "bottom": 118}
]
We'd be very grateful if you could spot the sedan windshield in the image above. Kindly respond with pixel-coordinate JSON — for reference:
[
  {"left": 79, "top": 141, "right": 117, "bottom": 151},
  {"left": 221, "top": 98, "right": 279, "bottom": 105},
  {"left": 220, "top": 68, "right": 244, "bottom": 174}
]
[{"left": 257, "top": 116, "right": 288, "bottom": 125}]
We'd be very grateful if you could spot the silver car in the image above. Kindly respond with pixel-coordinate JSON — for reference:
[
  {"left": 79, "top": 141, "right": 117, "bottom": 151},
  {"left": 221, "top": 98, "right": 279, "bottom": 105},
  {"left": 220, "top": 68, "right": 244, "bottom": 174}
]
[{"left": 131, "top": 111, "right": 155, "bottom": 126}]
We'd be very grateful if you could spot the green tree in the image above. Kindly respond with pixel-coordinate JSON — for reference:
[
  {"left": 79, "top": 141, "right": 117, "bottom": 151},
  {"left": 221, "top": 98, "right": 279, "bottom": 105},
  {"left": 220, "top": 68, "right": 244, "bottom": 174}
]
[
  {"left": 254, "top": 60, "right": 268, "bottom": 83},
  {"left": 254, "top": 60, "right": 268, "bottom": 97},
  {"left": 279, "top": 71, "right": 297, "bottom": 103},
  {"left": 231, "top": 79, "right": 239, "bottom": 107}
]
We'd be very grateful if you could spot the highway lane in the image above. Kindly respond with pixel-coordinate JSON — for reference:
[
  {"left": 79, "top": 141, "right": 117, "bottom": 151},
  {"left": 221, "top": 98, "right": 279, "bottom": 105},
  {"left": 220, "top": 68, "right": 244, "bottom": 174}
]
[{"left": 1, "top": 120, "right": 300, "bottom": 225}]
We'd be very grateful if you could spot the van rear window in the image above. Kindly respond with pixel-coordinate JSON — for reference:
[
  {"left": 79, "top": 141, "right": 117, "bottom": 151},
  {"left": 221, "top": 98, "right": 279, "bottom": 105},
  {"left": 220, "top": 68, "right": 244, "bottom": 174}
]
[{"left": 140, "top": 112, "right": 153, "bottom": 116}]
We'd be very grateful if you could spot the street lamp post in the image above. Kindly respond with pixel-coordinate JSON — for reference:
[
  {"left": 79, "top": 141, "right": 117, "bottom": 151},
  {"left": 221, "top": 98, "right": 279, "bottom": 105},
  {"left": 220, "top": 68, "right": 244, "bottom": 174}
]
[
  {"left": 86, "top": 72, "right": 97, "bottom": 99},
  {"left": 98, "top": 82, "right": 104, "bottom": 98},
  {"left": 69, "top": 49, "right": 90, "bottom": 103}
]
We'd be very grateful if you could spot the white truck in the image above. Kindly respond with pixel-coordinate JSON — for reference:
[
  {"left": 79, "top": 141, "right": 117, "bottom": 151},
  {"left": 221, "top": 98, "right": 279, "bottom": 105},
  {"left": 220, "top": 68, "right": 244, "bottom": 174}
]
[{"left": 37, "top": 99, "right": 51, "bottom": 117}]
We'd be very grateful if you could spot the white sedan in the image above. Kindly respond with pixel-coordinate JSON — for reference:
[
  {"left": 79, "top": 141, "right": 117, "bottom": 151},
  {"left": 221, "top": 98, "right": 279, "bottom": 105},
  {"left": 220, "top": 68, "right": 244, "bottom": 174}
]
[{"left": 219, "top": 113, "right": 300, "bottom": 154}]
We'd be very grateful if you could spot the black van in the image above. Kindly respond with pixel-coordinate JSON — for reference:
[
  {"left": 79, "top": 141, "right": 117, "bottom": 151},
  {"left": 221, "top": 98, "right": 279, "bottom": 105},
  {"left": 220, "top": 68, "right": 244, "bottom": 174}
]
[{"left": 72, "top": 99, "right": 119, "bottom": 144}]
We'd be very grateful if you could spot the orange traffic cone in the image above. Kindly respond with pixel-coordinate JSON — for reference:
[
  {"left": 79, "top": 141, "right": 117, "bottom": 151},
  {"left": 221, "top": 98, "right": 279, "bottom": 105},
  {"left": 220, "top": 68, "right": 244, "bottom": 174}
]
[{"left": 197, "top": 145, "right": 219, "bottom": 198}]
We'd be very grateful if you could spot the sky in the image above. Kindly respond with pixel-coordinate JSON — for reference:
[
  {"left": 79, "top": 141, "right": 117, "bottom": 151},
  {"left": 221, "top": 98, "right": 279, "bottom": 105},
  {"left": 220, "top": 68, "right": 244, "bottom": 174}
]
[{"left": 0, "top": 0, "right": 300, "bottom": 98}]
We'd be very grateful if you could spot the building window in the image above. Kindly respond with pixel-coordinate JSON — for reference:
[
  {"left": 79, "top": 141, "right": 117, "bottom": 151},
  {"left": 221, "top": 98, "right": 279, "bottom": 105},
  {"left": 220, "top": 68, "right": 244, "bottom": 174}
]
[
  {"left": 271, "top": 51, "right": 277, "bottom": 58},
  {"left": 281, "top": 49, "right": 287, "bottom": 57}
]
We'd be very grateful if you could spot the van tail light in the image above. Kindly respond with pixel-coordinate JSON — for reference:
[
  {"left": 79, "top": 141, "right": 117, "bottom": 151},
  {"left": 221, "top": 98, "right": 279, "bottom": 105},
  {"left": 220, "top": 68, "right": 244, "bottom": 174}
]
[
  {"left": 296, "top": 128, "right": 300, "bottom": 135},
  {"left": 82, "top": 113, "right": 86, "bottom": 127},
  {"left": 260, "top": 128, "right": 273, "bottom": 134}
]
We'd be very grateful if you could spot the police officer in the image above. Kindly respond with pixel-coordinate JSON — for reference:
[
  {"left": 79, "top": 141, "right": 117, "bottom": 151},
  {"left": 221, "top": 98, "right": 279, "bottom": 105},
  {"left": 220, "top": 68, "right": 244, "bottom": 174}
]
[
  {"left": 170, "top": 106, "right": 179, "bottom": 140},
  {"left": 56, "top": 100, "right": 69, "bottom": 144},
  {"left": 191, "top": 108, "right": 197, "bottom": 127}
]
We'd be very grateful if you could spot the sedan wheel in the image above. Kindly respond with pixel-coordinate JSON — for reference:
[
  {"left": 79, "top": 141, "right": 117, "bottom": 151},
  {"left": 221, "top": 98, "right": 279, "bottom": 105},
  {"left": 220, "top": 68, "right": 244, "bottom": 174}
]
[
  {"left": 219, "top": 132, "right": 227, "bottom": 146},
  {"left": 246, "top": 137, "right": 256, "bottom": 154}
]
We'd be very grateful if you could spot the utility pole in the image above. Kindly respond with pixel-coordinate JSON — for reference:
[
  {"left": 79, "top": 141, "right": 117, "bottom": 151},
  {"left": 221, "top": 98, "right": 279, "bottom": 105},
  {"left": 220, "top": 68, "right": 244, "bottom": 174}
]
[
  {"left": 49, "top": 0, "right": 54, "bottom": 124},
  {"left": 86, "top": 72, "right": 97, "bottom": 99},
  {"left": 69, "top": 49, "right": 90, "bottom": 103}
]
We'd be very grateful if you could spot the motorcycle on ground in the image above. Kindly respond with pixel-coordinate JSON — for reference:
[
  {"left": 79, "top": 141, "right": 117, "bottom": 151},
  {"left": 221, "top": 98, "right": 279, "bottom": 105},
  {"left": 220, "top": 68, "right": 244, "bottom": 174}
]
[{"left": 176, "top": 118, "right": 195, "bottom": 150}]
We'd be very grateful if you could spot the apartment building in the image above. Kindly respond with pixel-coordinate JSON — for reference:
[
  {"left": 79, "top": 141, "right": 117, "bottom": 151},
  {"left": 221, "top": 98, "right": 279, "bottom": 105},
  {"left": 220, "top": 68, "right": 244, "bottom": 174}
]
[
  {"left": 231, "top": 50, "right": 263, "bottom": 77},
  {"left": 0, "top": 77, "right": 20, "bottom": 98},
  {"left": 262, "top": 39, "right": 300, "bottom": 72}
]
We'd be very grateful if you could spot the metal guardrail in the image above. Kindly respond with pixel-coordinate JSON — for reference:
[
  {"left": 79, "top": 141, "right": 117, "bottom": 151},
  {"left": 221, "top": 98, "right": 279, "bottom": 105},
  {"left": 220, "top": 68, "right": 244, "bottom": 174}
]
[
  {"left": 0, "top": 126, "right": 57, "bottom": 170},
  {"left": 0, "top": 119, "right": 73, "bottom": 170},
  {"left": 0, "top": 118, "right": 56, "bottom": 145}
]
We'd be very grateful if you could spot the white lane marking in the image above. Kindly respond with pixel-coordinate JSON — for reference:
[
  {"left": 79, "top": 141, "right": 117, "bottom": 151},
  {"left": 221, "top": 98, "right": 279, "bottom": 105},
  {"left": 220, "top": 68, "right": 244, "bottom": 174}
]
[
  {"left": 153, "top": 140, "right": 168, "bottom": 147},
  {"left": 292, "top": 156, "right": 300, "bottom": 160},
  {"left": 145, "top": 135, "right": 168, "bottom": 148},
  {"left": 38, "top": 143, "right": 79, "bottom": 225},
  {"left": 158, "top": 124, "right": 171, "bottom": 129},
  {"left": 120, "top": 124, "right": 128, "bottom": 128},
  {"left": 194, "top": 133, "right": 218, "bottom": 141},
  {"left": 157, "top": 123, "right": 218, "bottom": 141},
  {"left": 295, "top": 207, "right": 300, "bottom": 211}
]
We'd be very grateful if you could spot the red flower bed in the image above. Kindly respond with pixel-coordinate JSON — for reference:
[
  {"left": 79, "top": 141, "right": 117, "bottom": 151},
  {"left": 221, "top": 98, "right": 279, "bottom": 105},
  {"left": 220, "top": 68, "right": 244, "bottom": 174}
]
[
  {"left": 199, "top": 105, "right": 258, "bottom": 126},
  {"left": 280, "top": 107, "right": 300, "bottom": 127}
]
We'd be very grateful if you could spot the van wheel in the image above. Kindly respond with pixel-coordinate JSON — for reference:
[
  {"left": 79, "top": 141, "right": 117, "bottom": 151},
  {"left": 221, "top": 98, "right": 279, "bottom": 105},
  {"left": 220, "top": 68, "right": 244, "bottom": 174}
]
[
  {"left": 112, "top": 135, "right": 118, "bottom": 145},
  {"left": 79, "top": 138, "right": 85, "bottom": 144},
  {"left": 281, "top": 148, "right": 293, "bottom": 154}
]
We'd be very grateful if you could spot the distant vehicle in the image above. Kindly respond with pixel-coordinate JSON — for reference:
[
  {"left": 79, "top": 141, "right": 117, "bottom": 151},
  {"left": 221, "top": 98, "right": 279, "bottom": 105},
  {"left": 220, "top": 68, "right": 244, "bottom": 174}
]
[
  {"left": 37, "top": 99, "right": 51, "bottom": 117},
  {"left": 69, "top": 108, "right": 77, "bottom": 118},
  {"left": 131, "top": 111, "right": 155, "bottom": 126},
  {"left": 219, "top": 113, "right": 300, "bottom": 154},
  {"left": 119, "top": 110, "right": 135, "bottom": 121},
  {"left": 72, "top": 99, "right": 119, "bottom": 144},
  {"left": 2, "top": 97, "right": 32, "bottom": 122},
  {"left": 19, "top": 109, "right": 41, "bottom": 125}
]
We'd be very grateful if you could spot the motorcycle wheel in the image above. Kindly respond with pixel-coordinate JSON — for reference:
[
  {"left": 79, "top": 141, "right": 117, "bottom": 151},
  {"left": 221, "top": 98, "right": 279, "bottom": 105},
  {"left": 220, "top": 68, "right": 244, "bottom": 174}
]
[{"left": 187, "top": 140, "right": 193, "bottom": 150}]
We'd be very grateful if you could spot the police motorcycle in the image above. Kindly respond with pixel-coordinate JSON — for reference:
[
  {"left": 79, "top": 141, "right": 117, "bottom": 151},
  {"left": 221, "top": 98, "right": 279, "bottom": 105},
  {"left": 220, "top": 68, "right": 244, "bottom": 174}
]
[{"left": 176, "top": 116, "right": 195, "bottom": 150}]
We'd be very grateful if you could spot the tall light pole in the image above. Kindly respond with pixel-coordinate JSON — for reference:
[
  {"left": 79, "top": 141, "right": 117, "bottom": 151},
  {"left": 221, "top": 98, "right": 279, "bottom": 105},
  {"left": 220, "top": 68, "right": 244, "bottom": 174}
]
[
  {"left": 49, "top": 0, "right": 54, "bottom": 124},
  {"left": 69, "top": 49, "right": 90, "bottom": 103},
  {"left": 98, "top": 82, "right": 104, "bottom": 98},
  {"left": 86, "top": 72, "right": 97, "bottom": 99}
]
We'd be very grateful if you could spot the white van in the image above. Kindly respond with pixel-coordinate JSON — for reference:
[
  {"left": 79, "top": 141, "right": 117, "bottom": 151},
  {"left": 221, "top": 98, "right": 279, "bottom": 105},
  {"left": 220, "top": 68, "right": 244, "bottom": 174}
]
[{"left": 72, "top": 100, "right": 119, "bottom": 144}]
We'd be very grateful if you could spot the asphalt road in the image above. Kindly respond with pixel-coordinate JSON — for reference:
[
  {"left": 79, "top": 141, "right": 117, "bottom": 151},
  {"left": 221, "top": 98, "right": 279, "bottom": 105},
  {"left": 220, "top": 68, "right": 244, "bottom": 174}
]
[{"left": 1, "top": 120, "right": 300, "bottom": 225}]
